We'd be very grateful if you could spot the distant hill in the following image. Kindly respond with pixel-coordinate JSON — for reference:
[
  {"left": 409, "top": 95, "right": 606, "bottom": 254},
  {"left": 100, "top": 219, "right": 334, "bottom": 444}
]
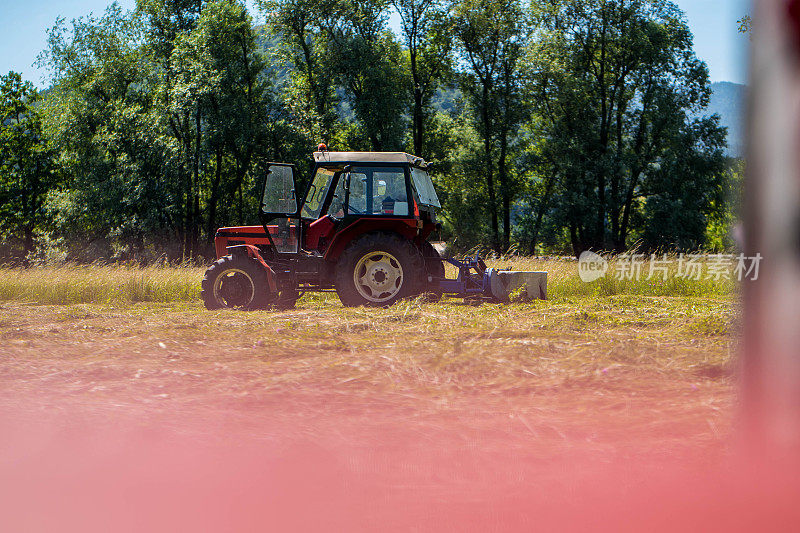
[{"left": 707, "top": 81, "right": 746, "bottom": 158}]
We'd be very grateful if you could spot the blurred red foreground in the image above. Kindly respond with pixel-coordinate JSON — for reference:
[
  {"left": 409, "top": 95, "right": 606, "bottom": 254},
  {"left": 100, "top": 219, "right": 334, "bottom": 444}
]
[{"left": 1, "top": 397, "right": 798, "bottom": 533}]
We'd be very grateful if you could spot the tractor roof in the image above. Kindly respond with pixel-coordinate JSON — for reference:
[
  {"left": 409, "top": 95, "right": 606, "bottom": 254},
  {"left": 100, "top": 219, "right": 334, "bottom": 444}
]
[{"left": 313, "top": 151, "right": 428, "bottom": 167}]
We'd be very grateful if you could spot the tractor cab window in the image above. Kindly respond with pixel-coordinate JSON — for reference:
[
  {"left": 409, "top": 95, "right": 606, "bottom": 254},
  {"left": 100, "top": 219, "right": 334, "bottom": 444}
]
[
  {"left": 301, "top": 167, "right": 338, "bottom": 220},
  {"left": 340, "top": 166, "right": 409, "bottom": 216},
  {"left": 347, "top": 171, "right": 369, "bottom": 214},
  {"left": 273, "top": 218, "right": 300, "bottom": 254},
  {"left": 373, "top": 169, "right": 409, "bottom": 215},
  {"left": 329, "top": 173, "right": 347, "bottom": 218},
  {"left": 262, "top": 164, "right": 297, "bottom": 215},
  {"left": 410, "top": 167, "right": 441, "bottom": 208}
]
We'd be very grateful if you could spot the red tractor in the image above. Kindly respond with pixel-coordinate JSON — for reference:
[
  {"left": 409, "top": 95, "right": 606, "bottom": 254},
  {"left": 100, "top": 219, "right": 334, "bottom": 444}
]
[{"left": 201, "top": 150, "right": 546, "bottom": 310}]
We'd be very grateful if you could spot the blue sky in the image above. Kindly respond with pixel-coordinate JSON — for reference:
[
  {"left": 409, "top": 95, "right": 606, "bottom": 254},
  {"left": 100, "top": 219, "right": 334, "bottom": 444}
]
[{"left": 1, "top": 0, "right": 750, "bottom": 88}]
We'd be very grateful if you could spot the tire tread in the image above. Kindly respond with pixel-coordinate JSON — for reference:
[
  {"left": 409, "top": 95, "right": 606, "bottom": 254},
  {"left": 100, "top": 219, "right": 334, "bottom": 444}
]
[{"left": 201, "top": 254, "right": 275, "bottom": 310}]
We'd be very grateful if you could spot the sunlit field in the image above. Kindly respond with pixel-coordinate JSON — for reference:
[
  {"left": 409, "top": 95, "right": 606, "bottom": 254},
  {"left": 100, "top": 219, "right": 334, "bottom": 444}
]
[
  {"left": 0, "top": 254, "right": 736, "bottom": 423},
  {"left": 0, "top": 254, "right": 737, "bottom": 305}
]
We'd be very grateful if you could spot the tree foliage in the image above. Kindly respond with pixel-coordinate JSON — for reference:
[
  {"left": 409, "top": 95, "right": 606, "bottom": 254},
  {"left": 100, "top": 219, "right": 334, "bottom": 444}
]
[
  {"left": 0, "top": 72, "right": 59, "bottom": 260},
  {"left": 392, "top": 0, "right": 453, "bottom": 157},
  {"left": 521, "top": 0, "right": 728, "bottom": 254},
  {"left": 3, "top": 0, "right": 736, "bottom": 260},
  {"left": 452, "top": 0, "right": 528, "bottom": 253}
]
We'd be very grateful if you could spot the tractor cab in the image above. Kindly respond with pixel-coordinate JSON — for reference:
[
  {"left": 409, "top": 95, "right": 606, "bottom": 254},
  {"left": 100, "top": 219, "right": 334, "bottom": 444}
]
[
  {"left": 258, "top": 151, "right": 441, "bottom": 258},
  {"left": 208, "top": 151, "right": 447, "bottom": 308}
]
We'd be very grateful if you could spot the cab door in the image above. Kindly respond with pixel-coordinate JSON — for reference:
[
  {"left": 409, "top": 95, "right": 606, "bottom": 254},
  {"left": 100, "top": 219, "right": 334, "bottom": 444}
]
[{"left": 260, "top": 163, "right": 300, "bottom": 254}]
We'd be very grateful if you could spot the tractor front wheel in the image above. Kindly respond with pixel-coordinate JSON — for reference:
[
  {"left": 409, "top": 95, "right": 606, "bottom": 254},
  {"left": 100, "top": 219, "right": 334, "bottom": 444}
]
[
  {"left": 334, "top": 232, "right": 424, "bottom": 307},
  {"left": 201, "top": 255, "right": 275, "bottom": 310}
]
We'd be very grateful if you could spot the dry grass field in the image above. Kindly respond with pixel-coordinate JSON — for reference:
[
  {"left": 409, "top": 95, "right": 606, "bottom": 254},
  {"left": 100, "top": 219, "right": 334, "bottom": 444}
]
[{"left": 0, "top": 258, "right": 754, "bottom": 531}]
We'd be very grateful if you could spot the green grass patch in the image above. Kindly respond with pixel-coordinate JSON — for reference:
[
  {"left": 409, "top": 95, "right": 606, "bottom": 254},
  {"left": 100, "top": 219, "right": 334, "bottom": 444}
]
[{"left": 488, "top": 257, "right": 737, "bottom": 298}]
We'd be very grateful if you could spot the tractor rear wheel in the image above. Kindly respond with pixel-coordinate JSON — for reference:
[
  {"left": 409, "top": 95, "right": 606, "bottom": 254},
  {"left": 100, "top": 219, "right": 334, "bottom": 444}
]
[
  {"left": 201, "top": 255, "right": 275, "bottom": 310},
  {"left": 334, "top": 232, "right": 424, "bottom": 307}
]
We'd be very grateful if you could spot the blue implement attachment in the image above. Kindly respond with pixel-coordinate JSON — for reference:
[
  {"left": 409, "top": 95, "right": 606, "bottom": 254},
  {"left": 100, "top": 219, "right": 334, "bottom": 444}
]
[{"left": 436, "top": 254, "right": 547, "bottom": 302}]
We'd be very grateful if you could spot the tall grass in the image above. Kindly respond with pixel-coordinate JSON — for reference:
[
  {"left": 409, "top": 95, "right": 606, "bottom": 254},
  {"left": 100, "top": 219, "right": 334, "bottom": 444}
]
[
  {"left": 0, "top": 255, "right": 736, "bottom": 305},
  {"left": 0, "top": 264, "right": 204, "bottom": 305},
  {"left": 488, "top": 257, "right": 737, "bottom": 298}
]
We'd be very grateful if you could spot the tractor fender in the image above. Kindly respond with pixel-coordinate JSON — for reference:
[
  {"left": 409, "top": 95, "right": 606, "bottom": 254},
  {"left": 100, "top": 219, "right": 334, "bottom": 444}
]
[
  {"left": 323, "top": 219, "right": 419, "bottom": 262},
  {"left": 225, "top": 244, "right": 278, "bottom": 294}
]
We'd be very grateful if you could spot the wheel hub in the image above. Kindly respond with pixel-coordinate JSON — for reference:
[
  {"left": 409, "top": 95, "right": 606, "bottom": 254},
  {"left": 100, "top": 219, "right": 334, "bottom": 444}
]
[
  {"left": 213, "top": 268, "right": 255, "bottom": 308},
  {"left": 354, "top": 251, "right": 404, "bottom": 303}
]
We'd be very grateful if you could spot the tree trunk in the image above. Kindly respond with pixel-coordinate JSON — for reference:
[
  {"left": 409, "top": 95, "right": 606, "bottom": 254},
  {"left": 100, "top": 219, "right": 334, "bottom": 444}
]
[
  {"left": 529, "top": 173, "right": 556, "bottom": 255},
  {"left": 206, "top": 143, "right": 223, "bottom": 245},
  {"left": 596, "top": 6, "right": 609, "bottom": 250},
  {"left": 619, "top": 166, "right": 643, "bottom": 247},
  {"left": 182, "top": 112, "right": 192, "bottom": 261},
  {"left": 570, "top": 222, "right": 582, "bottom": 258},
  {"left": 413, "top": 85, "right": 424, "bottom": 157},
  {"left": 611, "top": 97, "right": 624, "bottom": 250},
  {"left": 410, "top": 47, "right": 424, "bottom": 157},
  {"left": 481, "top": 84, "right": 499, "bottom": 253},
  {"left": 23, "top": 225, "right": 34, "bottom": 259},
  {"left": 237, "top": 182, "right": 243, "bottom": 226},
  {"left": 498, "top": 127, "right": 511, "bottom": 252},
  {"left": 192, "top": 107, "right": 202, "bottom": 258}
]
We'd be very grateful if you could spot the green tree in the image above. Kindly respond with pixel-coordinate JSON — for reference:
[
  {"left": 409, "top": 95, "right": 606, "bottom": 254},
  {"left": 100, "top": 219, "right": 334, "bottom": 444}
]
[
  {"left": 523, "top": 0, "right": 727, "bottom": 255},
  {"left": 37, "top": 6, "right": 175, "bottom": 260},
  {"left": 261, "top": 0, "right": 339, "bottom": 143},
  {"left": 26, "top": 0, "right": 731, "bottom": 261},
  {"left": 453, "top": 0, "right": 527, "bottom": 253},
  {"left": 38, "top": 1, "right": 300, "bottom": 260},
  {"left": 454, "top": 0, "right": 526, "bottom": 252},
  {"left": 423, "top": 110, "right": 490, "bottom": 249},
  {"left": 392, "top": 0, "right": 453, "bottom": 157},
  {"left": 640, "top": 117, "right": 729, "bottom": 250},
  {"left": 704, "top": 158, "right": 743, "bottom": 252},
  {"left": 170, "top": 0, "right": 284, "bottom": 245},
  {"left": 0, "top": 72, "right": 59, "bottom": 259},
  {"left": 324, "top": 0, "right": 410, "bottom": 150},
  {"left": 263, "top": 0, "right": 410, "bottom": 151}
]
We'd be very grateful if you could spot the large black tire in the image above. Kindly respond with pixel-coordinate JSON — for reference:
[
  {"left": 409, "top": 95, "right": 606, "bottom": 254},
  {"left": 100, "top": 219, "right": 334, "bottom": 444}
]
[
  {"left": 334, "top": 232, "right": 425, "bottom": 307},
  {"left": 201, "top": 254, "right": 276, "bottom": 310},
  {"left": 420, "top": 240, "right": 445, "bottom": 303}
]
